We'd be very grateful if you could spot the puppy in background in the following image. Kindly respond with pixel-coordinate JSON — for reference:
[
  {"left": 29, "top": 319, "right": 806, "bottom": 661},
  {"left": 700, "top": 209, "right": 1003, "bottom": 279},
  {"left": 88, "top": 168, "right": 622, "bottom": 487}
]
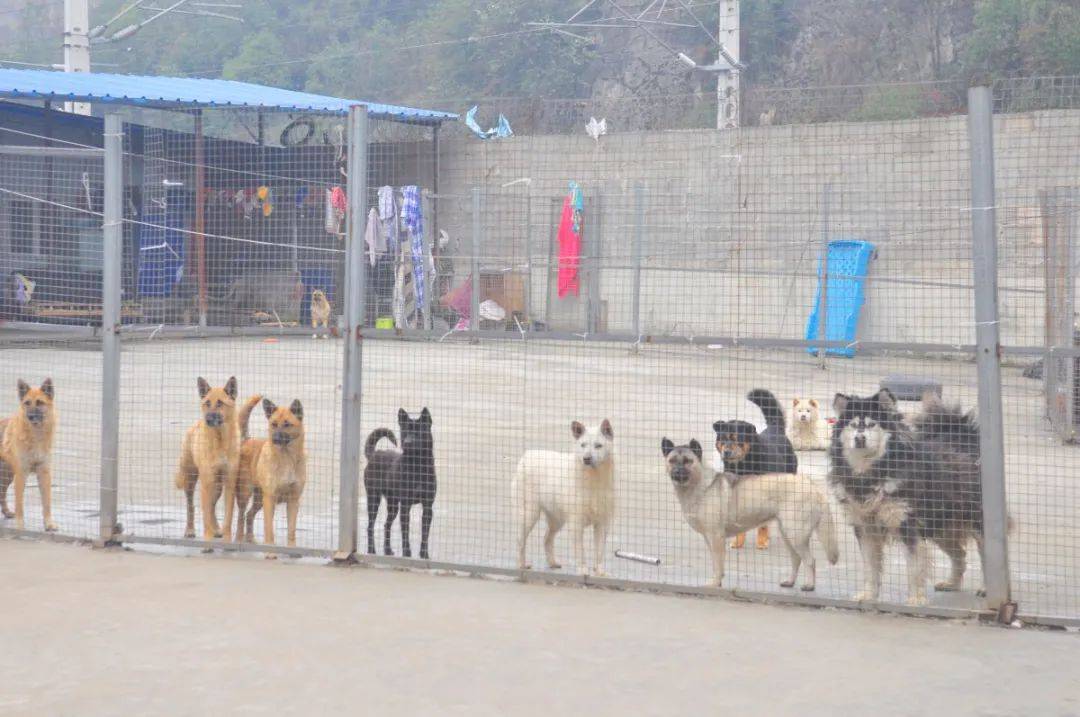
[
  {"left": 0, "top": 379, "right": 57, "bottom": 531},
  {"left": 239, "top": 398, "right": 307, "bottom": 555},
  {"left": 174, "top": 377, "right": 255, "bottom": 541},
  {"left": 787, "top": 398, "right": 831, "bottom": 451},
  {"left": 662, "top": 437, "right": 838, "bottom": 589},
  {"left": 515, "top": 420, "right": 615, "bottom": 576},
  {"left": 714, "top": 389, "right": 798, "bottom": 549},
  {"left": 310, "top": 289, "right": 331, "bottom": 339}
]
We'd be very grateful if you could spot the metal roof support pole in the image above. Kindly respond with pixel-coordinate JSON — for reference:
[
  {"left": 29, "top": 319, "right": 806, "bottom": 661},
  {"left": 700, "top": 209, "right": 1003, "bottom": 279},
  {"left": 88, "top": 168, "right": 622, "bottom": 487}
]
[
  {"left": 193, "top": 109, "right": 208, "bottom": 329},
  {"left": 335, "top": 105, "right": 368, "bottom": 563}
]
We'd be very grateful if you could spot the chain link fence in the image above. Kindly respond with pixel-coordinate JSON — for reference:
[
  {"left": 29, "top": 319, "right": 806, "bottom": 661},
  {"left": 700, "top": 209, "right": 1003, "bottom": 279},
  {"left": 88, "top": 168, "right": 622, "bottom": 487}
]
[{"left": 1, "top": 77, "right": 1078, "bottom": 626}]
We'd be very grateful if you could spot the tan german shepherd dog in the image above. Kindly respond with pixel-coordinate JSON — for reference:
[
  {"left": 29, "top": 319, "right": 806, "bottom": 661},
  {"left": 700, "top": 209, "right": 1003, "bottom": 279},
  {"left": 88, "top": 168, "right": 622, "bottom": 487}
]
[
  {"left": 174, "top": 376, "right": 260, "bottom": 541},
  {"left": 234, "top": 397, "right": 307, "bottom": 555},
  {"left": 0, "top": 379, "right": 58, "bottom": 531},
  {"left": 310, "top": 288, "right": 331, "bottom": 338}
]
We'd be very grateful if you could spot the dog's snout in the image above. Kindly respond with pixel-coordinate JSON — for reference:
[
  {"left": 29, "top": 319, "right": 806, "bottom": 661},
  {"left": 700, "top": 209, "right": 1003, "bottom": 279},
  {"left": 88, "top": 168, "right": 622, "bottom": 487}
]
[
  {"left": 582, "top": 455, "right": 594, "bottom": 467},
  {"left": 854, "top": 434, "right": 867, "bottom": 449},
  {"left": 272, "top": 431, "right": 292, "bottom": 446},
  {"left": 670, "top": 467, "right": 689, "bottom": 483},
  {"left": 24, "top": 408, "right": 44, "bottom": 424},
  {"left": 204, "top": 412, "right": 224, "bottom": 427}
]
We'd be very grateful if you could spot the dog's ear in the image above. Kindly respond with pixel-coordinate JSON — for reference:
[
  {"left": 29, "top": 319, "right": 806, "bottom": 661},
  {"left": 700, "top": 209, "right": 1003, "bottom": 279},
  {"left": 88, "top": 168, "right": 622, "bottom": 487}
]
[
  {"left": 661, "top": 437, "right": 674, "bottom": 457},
  {"left": 688, "top": 438, "right": 703, "bottom": 462},
  {"left": 833, "top": 393, "right": 850, "bottom": 416},
  {"left": 197, "top": 377, "right": 211, "bottom": 399},
  {"left": 571, "top": 421, "right": 585, "bottom": 439},
  {"left": 809, "top": 398, "right": 818, "bottom": 408},
  {"left": 289, "top": 399, "right": 303, "bottom": 421},
  {"left": 262, "top": 398, "right": 277, "bottom": 419},
  {"left": 875, "top": 388, "right": 898, "bottom": 412},
  {"left": 224, "top": 376, "right": 238, "bottom": 401},
  {"left": 600, "top": 419, "right": 613, "bottom": 440},
  {"left": 398, "top": 408, "right": 410, "bottom": 425},
  {"left": 40, "top": 378, "right": 54, "bottom": 400},
  {"left": 420, "top": 407, "right": 432, "bottom": 425},
  {"left": 920, "top": 389, "right": 942, "bottom": 411},
  {"left": 792, "top": 398, "right": 799, "bottom": 406},
  {"left": 712, "top": 420, "right": 724, "bottom": 435},
  {"left": 17, "top": 379, "right": 30, "bottom": 400}
]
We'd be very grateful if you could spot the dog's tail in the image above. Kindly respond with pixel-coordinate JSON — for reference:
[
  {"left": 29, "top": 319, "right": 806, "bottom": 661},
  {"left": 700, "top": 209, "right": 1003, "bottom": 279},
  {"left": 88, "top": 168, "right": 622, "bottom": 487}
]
[
  {"left": 238, "top": 394, "right": 263, "bottom": 440},
  {"left": 816, "top": 496, "right": 841, "bottom": 565},
  {"left": 365, "top": 428, "right": 397, "bottom": 460},
  {"left": 747, "top": 388, "right": 786, "bottom": 432},
  {"left": 912, "top": 391, "right": 980, "bottom": 456}
]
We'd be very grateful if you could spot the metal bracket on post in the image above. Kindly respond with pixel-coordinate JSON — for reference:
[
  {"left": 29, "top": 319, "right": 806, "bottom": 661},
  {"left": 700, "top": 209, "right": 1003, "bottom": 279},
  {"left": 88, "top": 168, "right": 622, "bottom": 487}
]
[
  {"left": 334, "top": 105, "right": 368, "bottom": 565},
  {"left": 97, "top": 114, "right": 123, "bottom": 547},
  {"left": 967, "top": 85, "right": 1014, "bottom": 620}
]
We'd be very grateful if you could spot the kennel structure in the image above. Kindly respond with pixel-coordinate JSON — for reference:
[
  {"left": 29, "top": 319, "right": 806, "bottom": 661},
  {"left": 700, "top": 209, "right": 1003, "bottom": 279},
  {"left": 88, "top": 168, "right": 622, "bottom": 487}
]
[{"left": 0, "top": 69, "right": 455, "bottom": 328}]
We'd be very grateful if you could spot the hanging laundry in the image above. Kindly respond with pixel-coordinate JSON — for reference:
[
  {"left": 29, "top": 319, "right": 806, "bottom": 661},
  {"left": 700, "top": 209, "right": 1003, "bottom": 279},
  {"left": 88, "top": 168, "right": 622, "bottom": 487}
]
[
  {"left": 326, "top": 186, "right": 347, "bottom": 235},
  {"left": 377, "top": 185, "right": 400, "bottom": 251},
  {"left": 364, "top": 207, "right": 381, "bottom": 268},
  {"left": 557, "top": 181, "right": 584, "bottom": 298},
  {"left": 465, "top": 106, "right": 513, "bottom": 140},
  {"left": 401, "top": 185, "right": 425, "bottom": 315}
]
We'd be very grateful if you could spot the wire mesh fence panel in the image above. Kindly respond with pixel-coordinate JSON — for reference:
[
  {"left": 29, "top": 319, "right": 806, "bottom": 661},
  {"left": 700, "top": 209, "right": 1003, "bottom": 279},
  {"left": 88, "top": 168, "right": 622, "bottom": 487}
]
[
  {"left": 0, "top": 122, "right": 104, "bottom": 540},
  {"left": 113, "top": 108, "right": 357, "bottom": 553},
  {"left": 993, "top": 78, "right": 1080, "bottom": 623}
]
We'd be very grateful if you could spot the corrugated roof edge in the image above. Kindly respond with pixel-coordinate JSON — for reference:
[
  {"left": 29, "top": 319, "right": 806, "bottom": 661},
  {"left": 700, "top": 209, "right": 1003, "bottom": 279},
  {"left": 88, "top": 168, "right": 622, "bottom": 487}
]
[{"left": 0, "top": 69, "right": 458, "bottom": 126}]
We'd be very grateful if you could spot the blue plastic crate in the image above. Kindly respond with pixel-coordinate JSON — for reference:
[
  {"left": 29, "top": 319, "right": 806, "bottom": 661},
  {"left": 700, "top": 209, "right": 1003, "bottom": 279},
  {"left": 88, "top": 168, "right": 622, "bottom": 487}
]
[{"left": 806, "top": 240, "right": 875, "bottom": 357}]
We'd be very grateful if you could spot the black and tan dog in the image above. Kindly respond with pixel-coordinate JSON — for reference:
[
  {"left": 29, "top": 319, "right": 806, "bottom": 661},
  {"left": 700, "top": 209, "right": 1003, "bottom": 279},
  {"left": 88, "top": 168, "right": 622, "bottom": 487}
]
[
  {"left": 713, "top": 389, "right": 798, "bottom": 549},
  {"left": 0, "top": 379, "right": 58, "bottom": 531},
  {"left": 174, "top": 377, "right": 260, "bottom": 541},
  {"left": 235, "top": 397, "right": 307, "bottom": 554},
  {"left": 364, "top": 408, "right": 437, "bottom": 559}
]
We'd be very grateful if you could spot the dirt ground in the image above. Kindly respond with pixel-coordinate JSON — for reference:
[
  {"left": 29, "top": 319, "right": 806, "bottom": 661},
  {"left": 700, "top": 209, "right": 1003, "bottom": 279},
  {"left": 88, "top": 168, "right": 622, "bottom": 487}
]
[{"left": 1, "top": 537, "right": 1078, "bottom": 716}]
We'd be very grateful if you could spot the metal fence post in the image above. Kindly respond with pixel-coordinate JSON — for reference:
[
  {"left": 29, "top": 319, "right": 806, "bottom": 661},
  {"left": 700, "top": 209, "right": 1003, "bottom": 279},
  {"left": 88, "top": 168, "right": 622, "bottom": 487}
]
[
  {"left": 99, "top": 113, "right": 123, "bottom": 545},
  {"left": 471, "top": 187, "right": 481, "bottom": 333},
  {"left": 817, "top": 182, "right": 832, "bottom": 367},
  {"left": 335, "top": 105, "right": 368, "bottom": 562},
  {"left": 632, "top": 183, "right": 644, "bottom": 340},
  {"left": 967, "top": 85, "right": 1013, "bottom": 618}
]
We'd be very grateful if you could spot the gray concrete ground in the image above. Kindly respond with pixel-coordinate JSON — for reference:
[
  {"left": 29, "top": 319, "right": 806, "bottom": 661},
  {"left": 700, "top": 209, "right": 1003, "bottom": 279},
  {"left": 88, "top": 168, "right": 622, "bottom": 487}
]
[
  {"left": 1, "top": 538, "right": 1078, "bottom": 716},
  {"left": 0, "top": 336, "right": 1077, "bottom": 620}
]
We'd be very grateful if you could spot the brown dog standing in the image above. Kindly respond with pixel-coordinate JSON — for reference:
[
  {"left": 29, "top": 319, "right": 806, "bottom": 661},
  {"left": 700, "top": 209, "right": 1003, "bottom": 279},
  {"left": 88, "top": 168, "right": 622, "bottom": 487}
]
[
  {"left": 174, "top": 377, "right": 259, "bottom": 541},
  {"left": 0, "top": 379, "right": 57, "bottom": 531},
  {"left": 310, "top": 289, "right": 331, "bottom": 339},
  {"left": 237, "top": 398, "right": 307, "bottom": 554}
]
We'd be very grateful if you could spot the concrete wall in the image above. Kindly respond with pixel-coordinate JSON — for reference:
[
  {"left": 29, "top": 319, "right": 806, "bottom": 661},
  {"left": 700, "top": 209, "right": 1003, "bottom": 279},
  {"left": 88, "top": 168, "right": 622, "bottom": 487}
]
[{"left": 430, "top": 110, "right": 1080, "bottom": 349}]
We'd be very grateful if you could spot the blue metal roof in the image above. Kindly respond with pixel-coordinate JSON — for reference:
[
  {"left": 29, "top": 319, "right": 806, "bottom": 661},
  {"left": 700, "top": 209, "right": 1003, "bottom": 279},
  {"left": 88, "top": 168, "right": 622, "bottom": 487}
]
[{"left": 0, "top": 68, "right": 457, "bottom": 125}]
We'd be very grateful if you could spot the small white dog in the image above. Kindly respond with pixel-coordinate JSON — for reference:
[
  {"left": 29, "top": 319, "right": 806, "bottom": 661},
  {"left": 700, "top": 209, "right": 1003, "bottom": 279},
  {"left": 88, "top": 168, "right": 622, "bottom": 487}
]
[
  {"left": 515, "top": 420, "right": 615, "bottom": 575},
  {"left": 662, "top": 437, "right": 839, "bottom": 589},
  {"left": 787, "top": 398, "right": 831, "bottom": 451}
]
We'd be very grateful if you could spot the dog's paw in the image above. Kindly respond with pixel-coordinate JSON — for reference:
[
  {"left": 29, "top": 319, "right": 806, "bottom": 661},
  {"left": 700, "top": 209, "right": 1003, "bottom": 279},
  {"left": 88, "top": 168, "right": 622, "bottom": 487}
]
[
  {"left": 976, "top": 587, "right": 987, "bottom": 598},
  {"left": 383, "top": 547, "right": 394, "bottom": 557},
  {"left": 907, "top": 594, "right": 928, "bottom": 607},
  {"left": 519, "top": 562, "right": 532, "bottom": 571},
  {"left": 547, "top": 561, "right": 562, "bottom": 570},
  {"left": 780, "top": 579, "right": 795, "bottom": 588},
  {"left": 312, "top": 334, "right": 318, "bottom": 339},
  {"left": 264, "top": 553, "right": 278, "bottom": 561},
  {"left": 934, "top": 580, "right": 958, "bottom": 592},
  {"left": 184, "top": 529, "right": 195, "bottom": 539},
  {"left": 801, "top": 584, "right": 816, "bottom": 592},
  {"left": 591, "top": 568, "right": 608, "bottom": 578},
  {"left": 44, "top": 521, "right": 58, "bottom": 532},
  {"left": 853, "top": 591, "right": 878, "bottom": 602},
  {"left": 213, "top": 530, "right": 223, "bottom": 539},
  {"left": 419, "top": 550, "right": 430, "bottom": 560},
  {"left": 1, "top": 508, "right": 13, "bottom": 519},
  {"left": 200, "top": 546, "right": 213, "bottom": 554}
]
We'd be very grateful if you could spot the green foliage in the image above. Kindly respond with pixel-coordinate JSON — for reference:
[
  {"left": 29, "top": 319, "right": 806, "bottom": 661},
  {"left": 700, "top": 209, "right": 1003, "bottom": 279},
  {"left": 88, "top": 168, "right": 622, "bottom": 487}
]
[
  {"left": 964, "top": 0, "right": 1080, "bottom": 77},
  {"left": 850, "top": 85, "right": 926, "bottom": 121}
]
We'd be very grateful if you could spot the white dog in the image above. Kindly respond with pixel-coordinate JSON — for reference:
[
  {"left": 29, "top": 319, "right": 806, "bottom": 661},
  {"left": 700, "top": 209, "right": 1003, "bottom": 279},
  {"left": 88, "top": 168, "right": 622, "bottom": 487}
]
[
  {"left": 515, "top": 420, "right": 615, "bottom": 575},
  {"left": 787, "top": 398, "right": 831, "bottom": 451},
  {"left": 662, "top": 438, "right": 839, "bottom": 589}
]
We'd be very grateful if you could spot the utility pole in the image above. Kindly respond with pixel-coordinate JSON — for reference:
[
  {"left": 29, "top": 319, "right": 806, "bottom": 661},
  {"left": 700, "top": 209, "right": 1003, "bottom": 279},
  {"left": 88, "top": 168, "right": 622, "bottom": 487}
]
[
  {"left": 716, "top": 0, "right": 739, "bottom": 129},
  {"left": 63, "top": 0, "right": 92, "bottom": 115}
]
